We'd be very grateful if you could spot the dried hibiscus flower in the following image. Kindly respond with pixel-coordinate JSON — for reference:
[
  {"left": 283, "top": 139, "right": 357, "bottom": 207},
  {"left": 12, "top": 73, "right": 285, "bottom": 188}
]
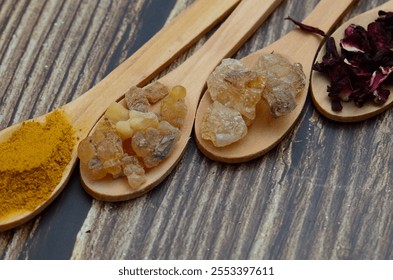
[{"left": 287, "top": 11, "right": 393, "bottom": 111}]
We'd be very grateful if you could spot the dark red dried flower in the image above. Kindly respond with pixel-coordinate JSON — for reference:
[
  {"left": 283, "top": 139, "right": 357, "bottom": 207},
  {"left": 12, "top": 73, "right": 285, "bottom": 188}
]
[
  {"left": 341, "top": 24, "right": 370, "bottom": 53},
  {"left": 285, "top": 16, "right": 326, "bottom": 37},
  {"left": 287, "top": 11, "right": 393, "bottom": 111}
]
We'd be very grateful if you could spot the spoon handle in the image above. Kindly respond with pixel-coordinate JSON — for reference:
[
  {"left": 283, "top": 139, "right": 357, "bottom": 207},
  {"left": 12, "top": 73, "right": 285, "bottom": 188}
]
[
  {"left": 302, "top": 0, "right": 358, "bottom": 34},
  {"left": 299, "top": 0, "right": 358, "bottom": 69},
  {"left": 161, "top": 0, "right": 283, "bottom": 105},
  {"left": 64, "top": 0, "right": 239, "bottom": 135}
]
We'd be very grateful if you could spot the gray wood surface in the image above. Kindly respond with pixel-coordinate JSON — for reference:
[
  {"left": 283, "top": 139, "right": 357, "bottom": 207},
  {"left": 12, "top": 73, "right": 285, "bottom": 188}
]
[{"left": 1, "top": 0, "right": 392, "bottom": 259}]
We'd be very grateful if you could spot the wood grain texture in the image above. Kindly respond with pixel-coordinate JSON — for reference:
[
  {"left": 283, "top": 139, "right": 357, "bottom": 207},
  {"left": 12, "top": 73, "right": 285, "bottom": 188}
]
[{"left": 1, "top": 0, "right": 393, "bottom": 260}]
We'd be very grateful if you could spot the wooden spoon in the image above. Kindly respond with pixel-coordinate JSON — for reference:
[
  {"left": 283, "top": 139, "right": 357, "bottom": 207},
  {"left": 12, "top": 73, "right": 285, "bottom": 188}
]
[
  {"left": 0, "top": 0, "right": 240, "bottom": 232},
  {"left": 80, "top": 0, "right": 283, "bottom": 202},
  {"left": 311, "top": 1, "right": 393, "bottom": 122},
  {"left": 194, "top": 0, "right": 357, "bottom": 163}
]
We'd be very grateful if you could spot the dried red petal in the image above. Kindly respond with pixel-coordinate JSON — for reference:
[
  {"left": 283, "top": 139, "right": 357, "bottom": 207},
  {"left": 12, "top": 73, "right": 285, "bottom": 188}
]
[
  {"left": 369, "top": 66, "right": 393, "bottom": 92},
  {"left": 331, "top": 98, "right": 343, "bottom": 112},
  {"left": 340, "top": 24, "right": 370, "bottom": 53},
  {"left": 367, "top": 22, "right": 392, "bottom": 50},
  {"left": 285, "top": 17, "right": 326, "bottom": 37},
  {"left": 373, "top": 88, "right": 390, "bottom": 104}
]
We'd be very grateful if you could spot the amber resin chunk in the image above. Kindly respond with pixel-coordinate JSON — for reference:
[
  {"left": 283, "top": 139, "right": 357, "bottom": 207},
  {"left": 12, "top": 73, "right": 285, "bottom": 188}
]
[
  {"left": 254, "top": 53, "right": 306, "bottom": 117},
  {"left": 129, "top": 110, "right": 159, "bottom": 131},
  {"left": 201, "top": 101, "right": 247, "bottom": 147},
  {"left": 104, "top": 102, "right": 129, "bottom": 122},
  {"left": 201, "top": 54, "right": 306, "bottom": 148},
  {"left": 121, "top": 155, "right": 146, "bottom": 189},
  {"left": 78, "top": 84, "right": 186, "bottom": 190},
  {"left": 125, "top": 81, "right": 169, "bottom": 113},
  {"left": 144, "top": 81, "right": 169, "bottom": 103},
  {"left": 160, "top": 85, "right": 187, "bottom": 128},
  {"left": 79, "top": 123, "right": 125, "bottom": 180},
  {"left": 125, "top": 86, "right": 150, "bottom": 112},
  {"left": 207, "top": 58, "right": 266, "bottom": 122},
  {"left": 132, "top": 121, "right": 180, "bottom": 168}
]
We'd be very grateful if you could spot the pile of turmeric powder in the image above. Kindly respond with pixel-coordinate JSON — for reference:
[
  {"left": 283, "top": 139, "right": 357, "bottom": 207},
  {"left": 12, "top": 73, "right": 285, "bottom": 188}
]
[{"left": 0, "top": 110, "right": 75, "bottom": 220}]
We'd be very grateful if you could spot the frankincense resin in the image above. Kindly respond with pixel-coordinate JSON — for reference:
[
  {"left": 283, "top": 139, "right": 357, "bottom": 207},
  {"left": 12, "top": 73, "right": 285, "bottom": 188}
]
[
  {"left": 160, "top": 85, "right": 187, "bottom": 128},
  {"left": 201, "top": 54, "right": 306, "bottom": 147},
  {"left": 201, "top": 101, "right": 247, "bottom": 147},
  {"left": 207, "top": 58, "right": 266, "bottom": 124},
  {"left": 78, "top": 83, "right": 187, "bottom": 189},
  {"left": 255, "top": 53, "right": 305, "bottom": 117}
]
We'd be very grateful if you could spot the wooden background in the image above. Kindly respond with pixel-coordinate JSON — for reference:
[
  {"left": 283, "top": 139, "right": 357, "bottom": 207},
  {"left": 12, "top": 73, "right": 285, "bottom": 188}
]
[{"left": 1, "top": 0, "right": 392, "bottom": 259}]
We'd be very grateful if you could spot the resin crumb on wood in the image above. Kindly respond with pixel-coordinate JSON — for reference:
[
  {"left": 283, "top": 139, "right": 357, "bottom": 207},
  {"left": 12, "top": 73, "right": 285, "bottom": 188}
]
[
  {"left": 201, "top": 101, "right": 247, "bottom": 147},
  {"left": 132, "top": 121, "right": 180, "bottom": 168},
  {"left": 144, "top": 81, "right": 170, "bottom": 103},
  {"left": 201, "top": 59, "right": 265, "bottom": 147},
  {"left": 207, "top": 58, "right": 265, "bottom": 122},
  {"left": 78, "top": 84, "right": 186, "bottom": 190},
  {"left": 78, "top": 121, "right": 124, "bottom": 180},
  {"left": 121, "top": 155, "right": 146, "bottom": 189},
  {"left": 254, "top": 53, "right": 306, "bottom": 117},
  {"left": 160, "top": 85, "right": 187, "bottom": 128},
  {"left": 125, "top": 86, "right": 150, "bottom": 112}
]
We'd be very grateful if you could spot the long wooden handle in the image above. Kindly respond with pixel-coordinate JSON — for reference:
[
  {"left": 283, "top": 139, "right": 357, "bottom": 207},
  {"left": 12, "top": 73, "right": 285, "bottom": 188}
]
[
  {"left": 65, "top": 0, "right": 239, "bottom": 135},
  {"left": 302, "top": 0, "right": 358, "bottom": 34}
]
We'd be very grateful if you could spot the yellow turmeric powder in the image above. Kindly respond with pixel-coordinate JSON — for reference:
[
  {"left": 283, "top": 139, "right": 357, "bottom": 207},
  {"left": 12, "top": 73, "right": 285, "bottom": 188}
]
[{"left": 0, "top": 110, "right": 75, "bottom": 220}]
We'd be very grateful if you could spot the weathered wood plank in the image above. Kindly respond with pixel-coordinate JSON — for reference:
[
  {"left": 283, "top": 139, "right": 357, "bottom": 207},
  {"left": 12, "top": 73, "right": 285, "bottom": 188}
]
[{"left": 1, "top": 0, "right": 393, "bottom": 260}]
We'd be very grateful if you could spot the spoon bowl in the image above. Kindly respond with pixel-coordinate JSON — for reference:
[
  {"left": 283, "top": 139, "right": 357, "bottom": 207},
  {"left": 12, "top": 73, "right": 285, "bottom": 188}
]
[
  {"left": 194, "top": 0, "right": 357, "bottom": 163},
  {"left": 311, "top": 1, "right": 393, "bottom": 122},
  {"left": 0, "top": 0, "right": 240, "bottom": 231},
  {"left": 0, "top": 116, "right": 78, "bottom": 230},
  {"left": 80, "top": 0, "right": 283, "bottom": 202}
]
